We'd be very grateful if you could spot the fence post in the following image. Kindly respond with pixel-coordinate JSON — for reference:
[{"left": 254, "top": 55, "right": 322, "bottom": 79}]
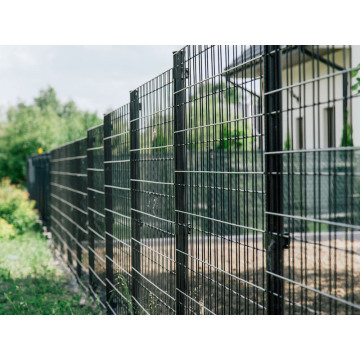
[
  {"left": 264, "top": 45, "right": 285, "bottom": 315},
  {"left": 130, "top": 89, "right": 141, "bottom": 314},
  {"left": 44, "top": 154, "right": 51, "bottom": 230},
  {"left": 104, "top": 113, "right": 115, "bottom": 314},
  {"left": 87, "top": 132, "right": 95, "bottom": 288},
  {"left": 173, "top": 49, "right": 188, "bottom": 315}
]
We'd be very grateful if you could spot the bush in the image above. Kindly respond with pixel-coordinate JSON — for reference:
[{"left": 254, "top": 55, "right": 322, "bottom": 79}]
[
  {"left": 0, "top": 178, "right": 38, "bottom": 234},
  {"left": 217, "top": 124, "right": 253, "bottom": 150},
  {"left": 284, "top": 131, "right": 292, "bottom": 151},
  {"left": 0, "top": 218, "right": 16, "bottom": 239}
]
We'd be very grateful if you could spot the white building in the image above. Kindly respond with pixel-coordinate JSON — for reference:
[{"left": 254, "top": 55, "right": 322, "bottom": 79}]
[{"left": 226, "top": 45, "right": 360, "bottom": 149}]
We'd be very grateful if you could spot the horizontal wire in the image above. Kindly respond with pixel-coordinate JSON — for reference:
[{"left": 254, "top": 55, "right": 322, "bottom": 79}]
[
  {"left": 88, "top": 266, "right": 106, "bottom": 287},
  {"left": 264, "top": 64, "right": 360, "bottom": 96},
  {"left": 50, "top": 193, "right": 88, "bottom": 215},
  {"left": 176, "top": 248, "right": 265, "bottom": 292},
  {"left": 51, "top": 155, "right": 87, "bottom": 162},
  {"left": 88, "top": 206, "right": 105, "bottom": 218},
  {"left": 105, "top": 231, "right": 131, "bottom": 248},
  {"left": 51, "top": 205, "right": 88, "bottom": 234},
  {"left": 87, "top": 187, "right": 105, "bottom": 195},
  {"left": 132, "top": 267, "right": 176, "bottom": 302},
  {"left": 176, "top": 209, "right": 265, "bottom": 233},
  {"left": 50, "top": 171, "right": 87, "bottom": 177},
  {"left": 50, "top": 182, "right": 87, "bottom": 196},
  {"left": 87, "top": 146, "right": 103, "bottom": 151},
  {"left": 130, "top": 179, "right": 173, "bottom": 186},
  {"left": 104, "top": 184, "right": 130, "bottom": 191},
  {"left": 87, "top": 168, "right": 104, "bottom": 172},
  {"left": 131, "top": 237, "right": 175, "bottom": 264},
  {"left": 106, "top": 255, "right": 132, "bottom": 278},
  {"left": 50, "top": 217, "right": 88, "bottom": 254},
  {"left": 104, "top": 159, "right": 130, "bottom": 164},
  {"left": 265, "top": 146, "right": 360, "bottom": 155},
  {"left": 131, "top": 208, "right": 175, "bottom": 225},
  {"left": 266, "top": 211, "right": 360, "bottom": 231},
  {"left": 88, "top": 226, "right": 106, "bottom": 241},
  {"left": 105, "top": 208, "right": 131, "bottom": 220},
  {"left": 267, "top": 271, "right": 360, "bottom": 311},
  {"left": 50, "top": 136, "right": 87, "bottom": 151}
]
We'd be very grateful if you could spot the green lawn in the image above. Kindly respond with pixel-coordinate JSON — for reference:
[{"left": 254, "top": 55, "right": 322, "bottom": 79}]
[{"left": 0, "top": 230, "right": 102, "bottom": 315}]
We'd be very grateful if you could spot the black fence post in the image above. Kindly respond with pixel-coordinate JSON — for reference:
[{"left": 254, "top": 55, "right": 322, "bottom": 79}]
[
  {"left": 44, "top": 153, "right": 51, "bottom": 230},
  {"left": 264, "top": 45, "right": 285, "bottom": 315},
  {"left": 130, "top": 90, "right": 141, "bottom": 314},
  {"left": 87, "top": 133, "right": 95, "bottom": 288},
  {"left": 173, "top": 49, "right": 188, "bottom": 315},
  {"left": 39, "top": 156, "right": 43, "bottom": 225},
  {"left": 35, "top": 156, "right": 40, "bottom": 220},
  {"left": 104, "top": 114, "right": 115, "bottom": 314}
]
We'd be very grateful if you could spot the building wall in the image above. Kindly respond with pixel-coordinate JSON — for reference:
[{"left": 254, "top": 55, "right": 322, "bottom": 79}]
[
  {"left": 352, "top": 45, "right": 360, "bottom": 146},
  {"left": 280, "top": 47, "right": 359, "bottom": 149}
]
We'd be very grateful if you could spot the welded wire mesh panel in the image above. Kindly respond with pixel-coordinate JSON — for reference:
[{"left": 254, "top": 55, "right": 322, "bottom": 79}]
[
  {"left": 31, "top": 44, "right": 360, "bottom": 316},
  {"left": 131, "top": 70, "right": 176, "bottom": 315},
  {"left": 50, "top": 138, "right": 88, "bottom": 289},
  {"left": 265, "top": 45, "right": 360, "bottom": 314},
  {"left": 104, "top": 105, "right": 132, "bottom": 314},
  {"left": 87, "top": 124, "right": 106, "bottom": 309},
  {"left": 176, "top": 45, "right": 266, "bottom": 314}
]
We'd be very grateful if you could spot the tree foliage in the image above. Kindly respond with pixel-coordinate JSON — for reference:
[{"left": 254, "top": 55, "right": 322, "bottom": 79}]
[
  {"left": 0, "top": 87, "right": 102, "bottom": 184},
  {"left": 340, "top": 64, "right": 360, "bottom": 147},
  {"left": 284, "top": 131, "right": 292, "bottom": 151}
]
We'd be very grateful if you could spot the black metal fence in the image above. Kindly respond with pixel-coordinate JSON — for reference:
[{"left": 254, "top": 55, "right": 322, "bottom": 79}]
[
  {"left": 27, "top": 45, "right": 360, "bottom": 315},
  {"left": 49, "top": 138, "right": 89, "bottom": 288}
]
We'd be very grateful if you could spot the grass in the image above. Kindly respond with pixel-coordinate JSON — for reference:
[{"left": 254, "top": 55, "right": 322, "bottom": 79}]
[{"left": 0, "top": 230, "right": 102, "bottom": 315}]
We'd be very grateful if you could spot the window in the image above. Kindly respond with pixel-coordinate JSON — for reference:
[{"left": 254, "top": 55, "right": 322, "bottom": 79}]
[{"left": 324, "top": 107, "right": 335, "bottom": 148}]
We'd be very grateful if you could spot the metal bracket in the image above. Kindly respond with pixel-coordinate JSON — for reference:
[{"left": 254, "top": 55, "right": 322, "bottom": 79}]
[
  {"left": 187, "top": 223, "right": 192, "bottom": 234},
  {"left": 282, "top": 233, "right": 290, "bottom": 249}
]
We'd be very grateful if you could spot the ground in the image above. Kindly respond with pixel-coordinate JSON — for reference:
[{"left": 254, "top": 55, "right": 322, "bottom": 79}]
[{"left": 0, "top": 229, "right": 102, "bottom": 315}]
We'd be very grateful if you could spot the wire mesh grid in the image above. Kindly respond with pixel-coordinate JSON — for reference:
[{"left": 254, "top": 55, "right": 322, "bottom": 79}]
[
  {"left": 175, "top": 45, "right": 266, "bottom": 314},
  {"left": 28, "top": 45, "right": 360, "bottom": 315},
  {"left": 264, "top": 45, "right": 360, "bottom": 314},
  {"left": 131, "top": 69, "right": 176, "bottom": 315},
  {"left": 104, "top": 104, "right": 132, "bottom": 315},
  {"left": 50, "top": 138, "right": 89, "bottom": 289},
  {"left": 87, "top": 124, "right": 106, "bottom": 309}
]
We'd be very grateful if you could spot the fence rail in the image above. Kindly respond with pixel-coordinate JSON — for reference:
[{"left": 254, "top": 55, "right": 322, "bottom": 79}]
[{"left": 27, "top": 45, "right": 360, "bottom": 314}]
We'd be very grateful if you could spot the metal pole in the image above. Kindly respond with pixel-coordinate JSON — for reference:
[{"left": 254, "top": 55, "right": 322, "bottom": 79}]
[
  {"left": 173, "top": 49, "right": 188, "bottom": 315},
  {"left": 264, "top": 45, "right": 285, "bottom": 315},
  {"left": 104, "top": 113, "right": 115, "bottom": 314},
  {"left": 130, "top": 89, "right": 141, "bottom": 314},
  {"left": 45, "top": 153, "right": 51, "bottom": 231},
  {"left": 87, "top": 132, "right": 95, "bottom": 287}
]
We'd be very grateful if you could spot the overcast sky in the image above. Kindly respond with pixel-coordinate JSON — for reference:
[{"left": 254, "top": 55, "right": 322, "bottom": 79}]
[{"left": 0, "top": 45, "right": 181, "bottom": 119}]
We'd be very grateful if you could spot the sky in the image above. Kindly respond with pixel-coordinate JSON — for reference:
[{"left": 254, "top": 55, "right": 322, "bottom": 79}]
[{"left": 0, "top": 45, "right": 181, "bottom": 119}]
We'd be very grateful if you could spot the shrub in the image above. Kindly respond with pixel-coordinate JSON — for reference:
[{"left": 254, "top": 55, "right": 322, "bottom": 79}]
[
  {"left": 0, "top": 218, "right": 16, "bottom": 239},
  {"left": 284, "top": 131, "right": 292, "bottom": 151},
  {"left": 0, "top": 178, "right": 38, "bottom": 234},
  {"left": 217, "top": 124, "right": 253, "bottom": 150},
  {"left": 340, "top": 120, "right": 354, "bottom": 147}
]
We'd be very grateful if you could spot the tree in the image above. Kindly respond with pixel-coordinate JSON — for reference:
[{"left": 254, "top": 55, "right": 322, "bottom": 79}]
[{"left": 0, "top": 86, "right": 102, "bottom": 184}]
